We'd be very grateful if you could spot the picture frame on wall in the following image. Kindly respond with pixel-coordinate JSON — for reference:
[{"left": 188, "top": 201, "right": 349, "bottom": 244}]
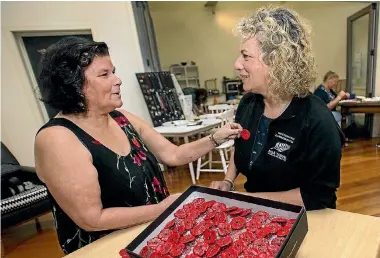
[{"left": 15, "top": 31, "right": 93, "bottom": 120}]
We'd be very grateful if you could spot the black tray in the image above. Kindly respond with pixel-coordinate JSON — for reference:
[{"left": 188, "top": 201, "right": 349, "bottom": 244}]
[{"left": 124, "top": 186, "right": 308, "bottom": 258}]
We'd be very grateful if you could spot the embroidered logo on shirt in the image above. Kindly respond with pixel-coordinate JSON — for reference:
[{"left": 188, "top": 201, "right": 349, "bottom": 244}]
[
  {"left": 267, "top": 142, "right": 291, "bottom": 162},
  {"left": 274, "top": 132, "right": 295, "bottom": 144},
  {"left": 270, "top": 142, "right": 291, "bottom": 153}
]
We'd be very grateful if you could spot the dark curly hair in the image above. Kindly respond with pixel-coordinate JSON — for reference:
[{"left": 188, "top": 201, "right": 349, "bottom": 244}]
[{"left": 38, "top": 36, "right": 109, "bottom": 114}]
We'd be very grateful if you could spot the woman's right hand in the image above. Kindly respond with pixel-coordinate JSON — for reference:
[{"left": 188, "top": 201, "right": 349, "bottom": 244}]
[
  {"left": 213, "top": 122, "right": 243, "bottom": 144},
  {"left": 338, "top": 90, "right": 348, "bottom": 99},
  {"left": 210, "top": 180, "right": 232, "bottom": 191}
]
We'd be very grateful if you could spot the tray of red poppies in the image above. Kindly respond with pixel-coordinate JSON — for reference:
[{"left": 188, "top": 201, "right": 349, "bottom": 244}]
[{"left": 120, "top": 186, "right": 308, "bottom": 258}]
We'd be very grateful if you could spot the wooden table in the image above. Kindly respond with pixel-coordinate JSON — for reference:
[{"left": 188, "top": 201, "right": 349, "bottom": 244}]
[
  {"left": 338, "top": 101, "right": 380, "bottom": 130},
  {"left": 65, "top": 209, "right": 380, "bottom": 258},
  {"left": 154, "top": 118, "right": 222, "bottom": 184}
]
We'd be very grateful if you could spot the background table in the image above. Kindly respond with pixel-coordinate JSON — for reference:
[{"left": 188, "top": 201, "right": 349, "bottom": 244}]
[
  {"left": 154, "top": 118, "right": 222, "bottom": 184},
  {"left": 65, "top": 209, "right": 380, "bottom": 258},
  {"left": 338, "top": 101, "right": 380, "bottom": 130}
]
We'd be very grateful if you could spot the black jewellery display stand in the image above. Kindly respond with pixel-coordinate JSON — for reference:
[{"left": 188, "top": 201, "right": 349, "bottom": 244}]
[{"left": 136, "top": 72, "right": 185, "bottom": 127}]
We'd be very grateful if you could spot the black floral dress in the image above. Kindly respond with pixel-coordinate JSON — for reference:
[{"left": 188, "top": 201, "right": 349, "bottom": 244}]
[{"left": 37, "top": 110, "right": 170, "bottom": 254}]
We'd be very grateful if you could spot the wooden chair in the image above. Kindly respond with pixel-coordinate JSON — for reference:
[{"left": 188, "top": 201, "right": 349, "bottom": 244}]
[
  {"left": 196, "top": 109, "right": 235, "bottom": 180},
  {"left": 207, "top": 104, "right": 234, "bottom": 114}
]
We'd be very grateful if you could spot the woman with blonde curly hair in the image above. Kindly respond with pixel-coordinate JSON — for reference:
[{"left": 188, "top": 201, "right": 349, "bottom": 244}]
[{"left": 210, "top": 6, "right": 345, "bottom": 210}]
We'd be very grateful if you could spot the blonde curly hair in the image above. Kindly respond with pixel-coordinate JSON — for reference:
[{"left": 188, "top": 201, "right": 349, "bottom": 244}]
[{"left": 235, "top": 6, "right": 317, "bottom": 99}]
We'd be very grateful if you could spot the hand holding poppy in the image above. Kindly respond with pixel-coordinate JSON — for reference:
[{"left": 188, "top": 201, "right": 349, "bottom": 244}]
[{"left": 212, "top": 122, "right": 243, "bottom": 145}]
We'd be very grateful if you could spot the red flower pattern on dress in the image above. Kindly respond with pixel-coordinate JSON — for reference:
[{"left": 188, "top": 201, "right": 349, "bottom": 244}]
[
  {"left": 137, "top": 151, "right": 147, "bottom": 160},
  {"left": 152, "top": 177, "right": 163, "bottom": 194},
  {"left": 133, "top": 154, "right": 141, "bottom": 166},
  {"left": 163, "top": 187, "right": 170, "bottom": 197},
  {"left": 92, "top": 140, "right": 101, "bottom": 145},
  {"left": 114, "top": 116, "right": 129, "bottom": 127},
  {"left": 132, "top": 138, "right": 141, "bottom": 148}
]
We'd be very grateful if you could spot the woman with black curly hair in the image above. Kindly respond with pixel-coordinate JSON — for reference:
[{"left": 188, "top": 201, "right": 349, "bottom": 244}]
[
  {"left": 34, "top": 36, "right": 242, "bottom": 254},
  {"left": 211, "top": 6, "right": 345, "bottom": 211}
]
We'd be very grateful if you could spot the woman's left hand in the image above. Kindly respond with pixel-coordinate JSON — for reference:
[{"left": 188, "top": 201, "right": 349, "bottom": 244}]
[
  {"left": 210, "top": 180, "right": 232, "bottom": 191},
  {"left": 213, "top": 122, "right": 243, "bottom": 144}
]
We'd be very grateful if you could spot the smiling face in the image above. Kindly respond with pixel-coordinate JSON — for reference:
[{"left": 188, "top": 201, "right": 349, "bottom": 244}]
[
  {"left": 82, "top": 55, "right": 123, "bottom": 113},
  {"left": 234, "top": 36, "right": 269, "bottom": 95}
]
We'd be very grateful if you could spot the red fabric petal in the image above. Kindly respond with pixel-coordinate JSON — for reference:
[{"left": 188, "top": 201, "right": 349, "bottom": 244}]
[
  {"left": 132, "top": 138, "right": 141, "bottom": 148},
  {"left": 133, "top": 155, "right": 141, "bottom": 166},
  {"left": 137, "top": 150, "right": 146, "bottom": 160},
  {"left": 114, "top": 116, "right": 129, "bottom": 127}
]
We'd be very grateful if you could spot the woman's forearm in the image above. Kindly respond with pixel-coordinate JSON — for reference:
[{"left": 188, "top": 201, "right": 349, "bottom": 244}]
[
  {"left": 170, "top": 135, "right": 215, "bottom": 166},
  {"left": 83, "top": 203, "right": 166, "bottom": 231},
  {"left": 327, "top": 96, "right": 341, "bottom": 110},
  {"left": 236, "top": 188, "right": 304, "bottom": 207},
  {"left": 225, "top": 149, "right": 237, "bottom": 182}
]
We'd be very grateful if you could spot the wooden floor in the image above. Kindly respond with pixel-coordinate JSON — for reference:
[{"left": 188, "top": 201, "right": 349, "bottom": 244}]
[{"left": 2, "top": 139, "right": 380, "bottom": 258}]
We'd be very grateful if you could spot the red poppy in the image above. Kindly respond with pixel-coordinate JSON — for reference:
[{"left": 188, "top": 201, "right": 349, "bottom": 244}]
[
  {"left": 133, "top": 155, "right": 141, "bottom": 166},
  {"left": 114, "top": 116, "right": 129, "bottom": 127},
  {"left": 132, "top": 138, "right": 141, "bottom": 148},
  {"left": 139, "top": 246, "right": 149, "bottom": 257},
  {"left": 137, "top": 150, "right": 146, "bottom": 160},
  {"left": 119, "top": 249, "right": 127, "bottom": 256},
  {"left": 241, "top": 129, "right": 250, "bottom": 140}
]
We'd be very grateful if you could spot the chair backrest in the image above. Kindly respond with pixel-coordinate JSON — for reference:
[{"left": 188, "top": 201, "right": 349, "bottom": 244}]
[
  {"left": 1, "top": 142, "right": 19, "bottom": 166},
  {"left": 208, "top": 104, "right": 234, "bottom": 114},
  {"left": 1, "top": 142, "right": 21, "bottom": 176},
  {"left": 217, "top": 109, "right": 235, "bottom": 126}
]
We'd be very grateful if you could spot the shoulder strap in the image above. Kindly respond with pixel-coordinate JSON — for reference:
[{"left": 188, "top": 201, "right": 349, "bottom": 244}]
[
  {"left": 36, "top": 118, "right": 93, "bottom": 150},
  {"left": 109, "top": 110, "right": 139, "bottom": 136},
  {"left": 109, "top": 110, "right": 125, "bottom": 120},
  {"left": 109, "top": 110, "right": 148, "bottom": 151}
]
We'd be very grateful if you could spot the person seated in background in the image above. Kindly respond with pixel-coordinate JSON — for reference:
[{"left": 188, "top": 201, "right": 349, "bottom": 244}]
[
  {"left": 210, "top": 6, "right": 345, "bottom": 210},
  {"left": 182, "top": 88, "right": 208, "bottom": 116},
  {"left": 34, "top": 37, "right": 242, "bottom": 254},
  {"left": 314, "top": 71, "right": 350, "bottom": 127}
]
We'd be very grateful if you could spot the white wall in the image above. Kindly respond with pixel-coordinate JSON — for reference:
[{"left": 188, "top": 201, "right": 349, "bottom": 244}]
[
  {"left": 1, "top": 1, "right": 150, "bottom": 166},
  {"left": 150, "top": 1, "right": 369, "bottom": 90}
]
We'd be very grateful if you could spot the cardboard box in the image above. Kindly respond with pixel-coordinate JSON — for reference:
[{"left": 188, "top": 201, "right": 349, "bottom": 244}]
[{"left": 124, "top": 186, "right": 308, "bottom": 258}]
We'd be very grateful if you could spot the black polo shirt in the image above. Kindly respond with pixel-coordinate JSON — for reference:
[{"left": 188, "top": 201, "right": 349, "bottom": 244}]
[
  {"left": 314, "top": 85, "right": 337, "bottom": 110},
  {"left": 234, "top": 93, "right": 345, "bottom": 210}
]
